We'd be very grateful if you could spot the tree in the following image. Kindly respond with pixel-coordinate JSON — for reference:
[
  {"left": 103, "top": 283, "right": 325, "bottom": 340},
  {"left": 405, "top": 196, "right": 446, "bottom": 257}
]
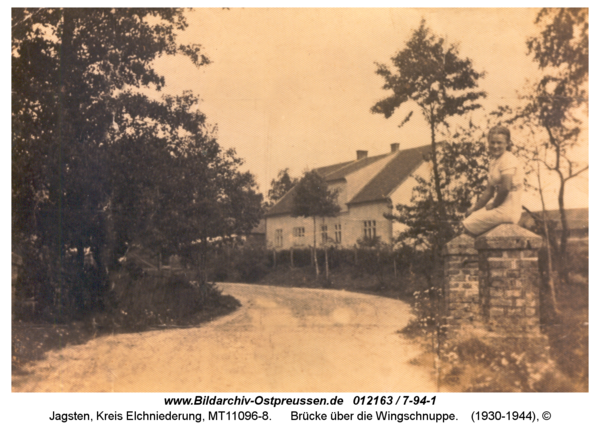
[
  {"left": 372, "top": 19, "right": 486, "bottom": 222},
  {"left": 513, "top": 8, "right": 588, "bottom": 283},
  {"left": 388, "top": 122, "right": 489, "bottom": 281},
  {"left": 13, "top": 8, "right": 208, "bottom": 314},
  {"left": 12, "top": 8, "right": 261, "bottom": 316},
  {"left": 265, "top": 168, "right": 298, "bottom": 208},
  {"left": 291, "top": 171, "right": 340, "bottom": 278},
  {"left": 107, "top": 91, "right": 263, "bottom": 281}
]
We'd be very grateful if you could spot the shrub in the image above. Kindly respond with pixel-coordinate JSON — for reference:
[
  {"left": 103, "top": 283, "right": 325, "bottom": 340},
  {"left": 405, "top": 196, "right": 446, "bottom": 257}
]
[
  {"left": 438, "top": 332, "right": 582, "bottom": 392},
  {"left": 399, "top": 284, "right": 444, "bottom": 339},
  {"left": 234, "top": 244, "right": 271, "bottom": 282},
  {"left": 103, "top": 270, "right": 222, "bottom": 331}
]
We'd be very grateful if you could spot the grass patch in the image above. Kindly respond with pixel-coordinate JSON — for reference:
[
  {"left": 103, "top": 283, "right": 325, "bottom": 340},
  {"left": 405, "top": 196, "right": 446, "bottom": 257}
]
[
  {"left": 12, "top": 269, "right": 240, "bottom": 375},
  {"left": 437, "top": 330, "right": 584, "bottom": 392},
  {"left": 259, "top": 264, "right": 415, "bottom": 300}
]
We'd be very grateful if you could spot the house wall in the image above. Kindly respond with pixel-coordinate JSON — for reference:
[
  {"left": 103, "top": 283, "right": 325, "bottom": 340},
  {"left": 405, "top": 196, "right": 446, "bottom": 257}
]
[
  {"left": 266, "top": 200, "right": 394, "bottom": 249},
  {"left": 266, "top": 214, "right": 316, "bottom": 249},
  {"left": 265, "top": 154, "right": 429, "bottom": 249},
  {"left": 344, "top": 201, "right": 394, "bottom": 246}
]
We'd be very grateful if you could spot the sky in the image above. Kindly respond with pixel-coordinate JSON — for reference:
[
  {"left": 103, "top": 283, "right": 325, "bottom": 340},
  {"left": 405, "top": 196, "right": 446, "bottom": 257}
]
[{"left": 146, "top": 7, "right": 588, "bottom": 211}]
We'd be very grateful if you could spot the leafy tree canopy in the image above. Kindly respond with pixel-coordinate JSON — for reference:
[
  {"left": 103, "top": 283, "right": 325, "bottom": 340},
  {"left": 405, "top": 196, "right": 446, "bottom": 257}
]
[
  {"left": 527, "top": 8, "right": 588, "bottom": 88},
  {"left": 291, "top": 171, "right": 340, "bottom": 219},
  {"left": 12, "top": 8, "right": 261, "bottom": 315},
  {"left": 266, "top": 168, "right": 298, "bottom": 208},
  {"left": 372, "top": 19, "right": 486, "bottom": 126},
  {"left": 502, "top": 8, "right": 588, "bottom": 284},
  {"left": 371, "top": 19, "right": 486, "bottom": 209},
  {"left": 390, "top": 122, "right": 488, "bottom": 249}
]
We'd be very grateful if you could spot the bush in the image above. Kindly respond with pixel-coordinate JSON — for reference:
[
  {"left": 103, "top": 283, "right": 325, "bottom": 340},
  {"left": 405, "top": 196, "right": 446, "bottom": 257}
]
[
  {"left": 437, "top": 332, "right": 584, "bottom": 392},
  {"left": 14, "top": 243, "right": 109, "bottom": 322},
  {"left": 103, "top": 270, "right": 222, "bottom": 331},
  {"left": 268, "top": 248, "right": 313, "bottom": 268},
  {"left": 233, "top": 244, "right": 271, "bottom": 282}
]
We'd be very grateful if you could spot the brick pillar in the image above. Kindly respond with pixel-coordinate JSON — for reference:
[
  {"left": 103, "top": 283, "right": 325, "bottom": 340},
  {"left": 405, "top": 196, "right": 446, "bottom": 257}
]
[
  {"left": 474, "top": 224, "right": 543, "bottom": 333},
  {"left": 442, "top": 234, "right": 480, "bottom": 328}
]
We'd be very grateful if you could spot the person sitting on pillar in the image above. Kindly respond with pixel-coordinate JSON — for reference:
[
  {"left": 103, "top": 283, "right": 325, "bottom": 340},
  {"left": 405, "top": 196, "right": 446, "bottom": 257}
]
[{"left": 463, "top": 126, "right": 524, "bottom": 236}]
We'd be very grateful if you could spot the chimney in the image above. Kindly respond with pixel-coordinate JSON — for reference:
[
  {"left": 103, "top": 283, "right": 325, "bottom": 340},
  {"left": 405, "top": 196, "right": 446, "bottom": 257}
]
[
  {"left": 391, "top": 143, "right": 400, "bottom": 153},
  {"left": 356, "top": 150, "right": 368, "bottom": 160}
]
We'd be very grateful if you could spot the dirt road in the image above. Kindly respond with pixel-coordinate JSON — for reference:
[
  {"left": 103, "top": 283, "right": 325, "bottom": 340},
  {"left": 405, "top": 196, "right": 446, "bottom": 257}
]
[{"left": 13, "top": 283, "right": 438, "bottom": 392}]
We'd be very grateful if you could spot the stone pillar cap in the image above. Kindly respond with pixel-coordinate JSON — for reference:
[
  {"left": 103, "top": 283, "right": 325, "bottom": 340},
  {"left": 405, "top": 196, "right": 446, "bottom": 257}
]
[
  {"left": 443, "top": 234, "right": 477, "bottom": 256},
  {"left": 474, "top": 223, "right": 543, "bottom": 250}
]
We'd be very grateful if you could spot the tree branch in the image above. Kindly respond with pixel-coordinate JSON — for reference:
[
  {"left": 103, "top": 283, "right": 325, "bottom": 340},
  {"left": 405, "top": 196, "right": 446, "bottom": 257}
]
[{"left": 565, "top": 165, "right": 589, "bottom": 182}]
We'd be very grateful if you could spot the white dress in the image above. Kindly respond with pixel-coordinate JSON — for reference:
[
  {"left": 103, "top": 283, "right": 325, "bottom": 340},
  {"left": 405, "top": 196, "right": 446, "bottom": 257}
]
[{"left": 463, "top": 151, "right": 523, "bottom": 236}]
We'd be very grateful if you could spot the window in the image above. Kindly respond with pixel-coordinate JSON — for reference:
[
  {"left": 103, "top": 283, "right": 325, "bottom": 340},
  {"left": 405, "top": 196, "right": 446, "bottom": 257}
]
[
  {"left": 293, "top": 227, "right": 305, "bottom": 238},
  {"left": 321, "top": 225, "right": 328, "bottom": 243},
  {"left": 363, "top": 220, "right": 376, "bottom": 239},
  {"left": 275, "top": 229, "right": 283, "bottom": 247},
  {"left": 334, "top": 224, "right": 342, "bottom": 243}
]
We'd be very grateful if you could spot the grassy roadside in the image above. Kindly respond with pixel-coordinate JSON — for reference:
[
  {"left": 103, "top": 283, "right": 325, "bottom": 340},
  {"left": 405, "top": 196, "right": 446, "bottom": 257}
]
[
  {"left": 247, "top": 261, "right": 588, "bottom": 391},
  {"left": 399, "top": 279, "right": 588, "bottom": 392},
  {"left": 12, "top": 275, "right": 241, "bottom": 376},
  {"left": 258, "top": 263, "right": 421, "bottom": 301}
]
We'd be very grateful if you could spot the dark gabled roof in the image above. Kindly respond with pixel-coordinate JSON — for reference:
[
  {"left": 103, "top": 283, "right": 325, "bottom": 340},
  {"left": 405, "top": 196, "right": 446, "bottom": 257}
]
[
  {"left": 324, "top": 153, "right": 390, "bottom": 181},
  {"left": 265, "top": 145, "right": 431, "bottom": 217},
  {"left": 347, "top": 145, "right": 431, "bottom": 205},
  {"left": 264, "top": 184, "right": 300, "bottom": 216},
  {"left": 266, "top": 153, "right": 389, "bottom": 217},
  {"left": 314, "top": 160, "right": 354, "bottom": 178}
]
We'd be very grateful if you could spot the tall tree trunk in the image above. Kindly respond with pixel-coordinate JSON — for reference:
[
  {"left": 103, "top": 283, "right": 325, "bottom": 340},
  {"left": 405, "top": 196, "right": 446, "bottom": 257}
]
[
  {"left": 545, "top": 122, "right": 570, "bottom": 284},
  {"left": 75, "top": 239, "right": 85, "bottom": 311},
  {"left": 55, "top": 8, "right": 76, "bottom": 313},
  {"left": 428, "top": 109, "right": 445, "bottom": 215},
  {"left": 535, "top": 161, "right": 559, "bottom": 317},
  {"left": 200, "top": 238, "right": 209, "bottom": 284},
  {"left": 325, "top": 246, "right": 329, "bottom": 281},
  {"left": 557, "top": 178, "right": 570, "bottom": 283},
  {"left": 313, "top": 216, "right": 319, "bottom": 278}
]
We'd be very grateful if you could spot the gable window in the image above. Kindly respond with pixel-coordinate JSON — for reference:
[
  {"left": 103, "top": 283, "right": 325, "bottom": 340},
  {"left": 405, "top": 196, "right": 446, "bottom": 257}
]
[
  {"left": 293, "top": 227, "right": 305, "bottom": 238},
  {"left": 275, "top": 229, "right": 283, "bottom": 247},
  {"left": 334, "top": 224, "right": 342, "bottom": 243},
  {"left": 321, "top": 225, "right": 328, "bottom": 243},
  {"left": 363, "top": 220, "right": 376, "bottom": 239}
]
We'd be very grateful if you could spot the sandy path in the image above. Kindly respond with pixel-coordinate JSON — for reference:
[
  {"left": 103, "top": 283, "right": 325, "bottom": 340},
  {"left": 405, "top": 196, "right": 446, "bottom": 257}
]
[{"left": 12, "top": 283, "right": 437, "bottom": 392}]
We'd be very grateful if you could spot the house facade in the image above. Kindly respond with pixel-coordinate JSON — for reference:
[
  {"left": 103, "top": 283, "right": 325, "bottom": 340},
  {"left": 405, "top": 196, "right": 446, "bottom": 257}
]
[{"left": 265, "top": 143, "right": 431, "bottom": 249}]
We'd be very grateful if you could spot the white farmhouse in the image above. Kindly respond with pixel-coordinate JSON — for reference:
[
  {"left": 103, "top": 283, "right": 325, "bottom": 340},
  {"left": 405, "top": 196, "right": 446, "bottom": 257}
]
[{"left": 265, "top": 143, "right": 431, "bottom": 249}]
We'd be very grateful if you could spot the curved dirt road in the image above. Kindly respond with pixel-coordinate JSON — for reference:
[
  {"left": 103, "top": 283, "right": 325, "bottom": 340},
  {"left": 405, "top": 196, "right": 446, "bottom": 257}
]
[{"left": 13, "top": 284, "right": 437, "bottom": 392}]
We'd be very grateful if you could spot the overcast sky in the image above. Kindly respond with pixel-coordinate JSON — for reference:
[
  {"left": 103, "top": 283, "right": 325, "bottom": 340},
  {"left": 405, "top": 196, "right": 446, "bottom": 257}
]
[{"left": 146, "top": 8, "right": 588, "bottom": 211}]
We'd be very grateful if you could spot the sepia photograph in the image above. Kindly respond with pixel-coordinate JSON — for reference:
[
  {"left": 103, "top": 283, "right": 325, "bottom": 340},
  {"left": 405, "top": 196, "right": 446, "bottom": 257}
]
[{"left": 11, "top": 6, "right": 588, "bottom": 399}]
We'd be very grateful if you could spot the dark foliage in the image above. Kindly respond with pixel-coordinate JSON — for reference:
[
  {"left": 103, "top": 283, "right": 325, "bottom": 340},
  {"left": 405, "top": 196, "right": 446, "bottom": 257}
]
[
  {"left": 265, "top": 168, "right": 298, "bottom": 208},
  {"left": 104, "top": 270, "right": 229, "bottom": 330},
  {"left": 387, "top": 122, "right": 489, "bottom": 284},
  {"left": 12, "top": 8, "right": 262, "bottom": 318},
  {"left": 372, "top": 19, "right": 486, "bottom": 212},
  {"left": 291, "top": 171, "right": 340, "bottom": 220},
  {"left": 510, "top": 8, "right": 588, "bottom": 283},
  {"left": 291, "top": 170, "right": 341, "bottom": 278}
]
